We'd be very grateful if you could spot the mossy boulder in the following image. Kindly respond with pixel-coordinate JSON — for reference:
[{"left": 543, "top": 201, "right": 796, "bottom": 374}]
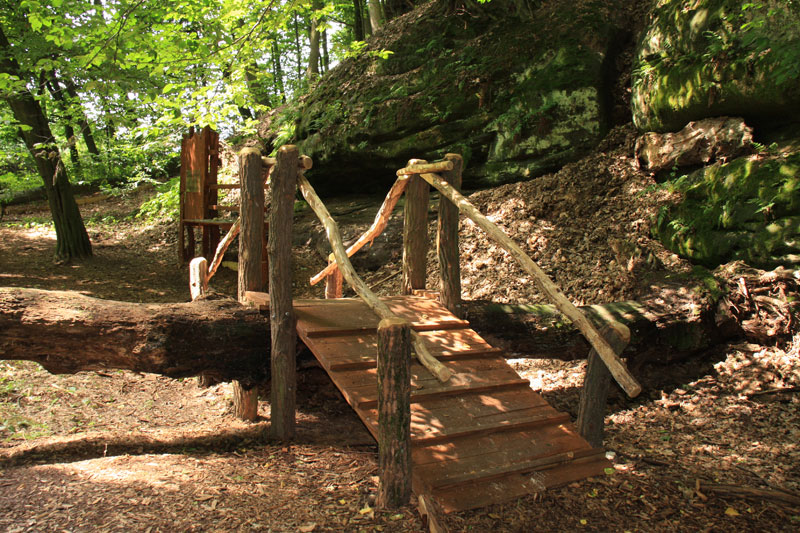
[
  {"left": 632, "top": 0, "right": 800, "bottom": 133},
  {"left": 266, "top": 0, "right": 631, "bottom": 193},
  {"left": 655, "top": 142, "right": 800, "bottom": 268}
]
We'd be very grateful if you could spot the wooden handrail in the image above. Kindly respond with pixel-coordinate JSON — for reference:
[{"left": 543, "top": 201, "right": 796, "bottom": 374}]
[
  {"left": 309, "top": 175, "right": 411, "bottom": 285},
  {"left": 206, "top": 217, "right": 241, "bottom": 287},
  {"left": 419, "top": 171, "right": 642, "bottom": 398},
  {"left": 297, "top": 172, "right": 452, "bottom": 383},
  {"left": 397, "top": 160, "right": 453, "bottom": 176}
]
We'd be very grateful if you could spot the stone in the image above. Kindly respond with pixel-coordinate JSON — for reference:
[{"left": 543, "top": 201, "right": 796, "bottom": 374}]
[{"left": 635, "top": 116, "right": 754, "bottom": 172}]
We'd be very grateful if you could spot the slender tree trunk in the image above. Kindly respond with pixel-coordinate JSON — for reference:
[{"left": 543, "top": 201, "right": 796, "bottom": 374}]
[
  {"left": 272, "top": 40, "right": 286, "bottom": 103},
  {"left": 307, "top": 0, "right": 322, "bottom": 79},
  {"left": 353, "top": 0, "right": 365, "bottom": 41},
  {"left": 368, "top": 0, "right": 383, "bottom": 33},
  {"left": 63, "top": 81, "right": 99, "bottom": 156},
  {"left": 293, "top": 13, "right": 302, "bottom": 81},
  {"left": 0, "top": 25, "right": 91, "bottom": 261},
  {"left": 46, "top": 77, "right": 82, "bottom": 178},
  {"left": 321, "top": 29, "right": 329, "bottom": 73}
]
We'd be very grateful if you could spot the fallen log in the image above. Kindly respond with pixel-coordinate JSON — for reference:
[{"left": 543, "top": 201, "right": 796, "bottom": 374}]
[
  {"left": 465, "top": 287, "right": 743, "bottom": 366},
  {"left": 0, "top": 285, "right": 745, "bottom": 385},
  {"left": 0, "top": 288, "right": 269, "bottom": 386}
]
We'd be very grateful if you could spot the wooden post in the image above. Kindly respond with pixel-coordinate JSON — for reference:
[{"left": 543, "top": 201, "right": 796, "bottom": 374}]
[
  {"left": 234, "top": 147, "right": 264, "bottom": 422},
  {"left": 438, "top": 154, "right": 463, "bottom": 317},
  {"left": 189, "top": 257, "right": 208, "bottom": 301},
  {"left": 577, "top": 321, "right": 631, "bottom": 447},
  {"left": 324, "top": 253, "right": 343, "bottom": 298},
  {"left": 270, "top": 145, "right": 299, "bottom": 440},
  {"left": 377, "top": 317, "right": 412, "bottom": 509},
  {"left": 402, "top": 159, "right": 429, "bottom": 295}
]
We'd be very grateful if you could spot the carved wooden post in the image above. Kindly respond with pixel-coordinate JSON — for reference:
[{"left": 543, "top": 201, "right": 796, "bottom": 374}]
[
  {"left": 377, "top": 317, "right": 412, "bottom": 509},
  {"left": 234, "top": 147, "right": 264, "bottom": 422},
  {"left": 324, "top": 253, "right": 343, "bottom": 299},
  {"left": 270, "top": 145, "right": 299, "bottom": 440},
  {"left": 438, "top": 154, "right": 463, "bottom": 317},
  {"left": 577, "top": 321, "right": 631, "bottom": 447},
  {"left": 402, "top": 159, "right": 429, "bottom": 295}
]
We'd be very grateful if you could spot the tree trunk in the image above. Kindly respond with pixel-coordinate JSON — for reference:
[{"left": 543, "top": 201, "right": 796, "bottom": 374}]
[
  {"left": 0, "top": 288, "right": 270, "bottom": 384},
  {"left": 368, "top": 0, "right": 383, "bottom": 33},
  {"left": 293, "top": 13, "right": 303, "bottom": 80},
  {"left": 353, "top": 0, "right": 365, "bottom": 41},
  {"left": 46, "top": 77, "right": 81, "bottom": 177},
  {"left": 321, "top": 29, "right": 329, "bottom": 73},
  {"left": 272, "top": 39, "right": 286, "bottom": 104},
  {"left": 0, "top": 26, "right": 92, "bottom": 262},
  {"left": 307, "top": 0, "right": 322, "bottom": 79},
  {"left": 63, "top": 80, "right": 99, "bottom": 156}
]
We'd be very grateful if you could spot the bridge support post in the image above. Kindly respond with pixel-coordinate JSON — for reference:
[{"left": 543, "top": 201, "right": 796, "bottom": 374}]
[
  {"left": 325, "top": 253, "right": 343, "bottom": 298},
  {"left": 438, "top": 153, "right": 463, "bottom": 318},
  {"left": 402, "top": 159, "right": 429, "bottom": 295},
  {"left": 577, "top": 322, "right": 631, "bottom": 447},
  {"left": 234, "top": 148, "right": 264, "bottom": 421},
  {"left": 270, "top": 145, "right": 299, "bottom": 440},
  {"left": 377, "top": 317, "right": 412, "bottom": 509}
]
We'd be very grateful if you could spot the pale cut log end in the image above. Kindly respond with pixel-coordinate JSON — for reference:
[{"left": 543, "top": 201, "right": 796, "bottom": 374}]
[
  {"left": 299, "top": 155, "right": 313, "bottom": 170},
  {"left": 378, "top": 317, "right": 411, "bottom": 330}
]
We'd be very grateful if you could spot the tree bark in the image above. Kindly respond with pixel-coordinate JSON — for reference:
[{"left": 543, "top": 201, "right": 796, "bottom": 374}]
[
  {"left": 0, "top": 288, "right": 270, "bottom": 385},
  {"left": 376, "top": 317, "right": 412, "bottom": 509},
  {"left": 235, "top": 148, "right": 265, "bottom": 421},
  {"left": 272, "top": 39, "right": 286, "bottom": 104},
  {"left": 63, "top": 80, "right": 99, "bottom": 156},
  {"left": 0, "top": 25, "right": 92, "bottom": 262},
  {"left": 367, "top": 0, "right": 383, "bottom": 33},
  {"left": 401, "top": 160, "right": 429, "bottom": 295},
  {"left": 437, "top": 154, "right": 462, "bottom": 318},
  {"left": 269, "top": 145, "right": 299, "bottom": 440},
  {"left": 353, "top": 0, "right": 366, "bottom": 41},
  {"left": 307, "top": 0, "right": 322, "bottom": 79}
]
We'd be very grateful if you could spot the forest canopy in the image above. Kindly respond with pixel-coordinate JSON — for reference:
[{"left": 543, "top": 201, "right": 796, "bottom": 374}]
[{"left": 0, "top": 0, "right": 413, "bottom": 199}]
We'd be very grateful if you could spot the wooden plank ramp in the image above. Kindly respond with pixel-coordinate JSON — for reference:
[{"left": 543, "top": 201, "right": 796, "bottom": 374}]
[{"left": 254, "top": 293, "right": 610, "bottom": 513}]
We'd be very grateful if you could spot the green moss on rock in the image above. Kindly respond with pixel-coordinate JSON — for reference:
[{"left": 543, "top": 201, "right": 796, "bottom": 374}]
[
  {"left": 655, "top": 148, "right": 800, "bottom": 268},
  {"left": 632, "top": 0, "right": 800, "bottom": 132},
  {"left": 263, "top": 0, "right": 628, "bottom": 193}
]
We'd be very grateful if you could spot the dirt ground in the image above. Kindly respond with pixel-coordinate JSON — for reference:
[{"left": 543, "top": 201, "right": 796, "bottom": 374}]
[{"left": 1, "top": 168, "right": 799, "bottom": 531}]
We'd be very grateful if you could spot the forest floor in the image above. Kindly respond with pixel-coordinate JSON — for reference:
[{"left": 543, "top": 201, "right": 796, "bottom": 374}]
[{"left": 1, "top": 137, "right": 799, "bottom": 531}]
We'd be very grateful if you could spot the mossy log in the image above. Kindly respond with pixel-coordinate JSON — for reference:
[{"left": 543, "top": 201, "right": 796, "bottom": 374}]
[
  {"left": 0, "top": 288, "right": 269, "bottom": 386},
  {"left": 465, "top": 291, "right": 743, "bottom": 366}
]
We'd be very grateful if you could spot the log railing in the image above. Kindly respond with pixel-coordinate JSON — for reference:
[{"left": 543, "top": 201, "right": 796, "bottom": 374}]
[
  {"left": 399, "top": 161, "right": 642, "bottom": 398},
  {"left": 296, "top": 172, "right": 452, "bottom": 383}
]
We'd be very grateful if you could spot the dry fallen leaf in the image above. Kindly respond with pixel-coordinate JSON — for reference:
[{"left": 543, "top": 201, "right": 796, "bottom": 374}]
[
  {"left": 298, "top": 523, "right": 317, "bottom": 532},
  {"left": 725, "top": 507, "right": 740, "bottom": 517}
]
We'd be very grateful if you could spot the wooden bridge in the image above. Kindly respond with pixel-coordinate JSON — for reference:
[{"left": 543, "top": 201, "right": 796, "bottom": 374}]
[
  {"left": 191, "top": 145, "right": 640, "bottom": 517},
  {"left": 243, "top": 291, "right": 611, "bottom": 512}
]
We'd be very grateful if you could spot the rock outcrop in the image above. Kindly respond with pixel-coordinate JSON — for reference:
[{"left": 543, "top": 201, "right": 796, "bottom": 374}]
[
  {"left": 631, "top": 0, "right": 800, "bottom": 133},
  {"left": 264, "top": 0, "right": 637, "bottom": 192}
]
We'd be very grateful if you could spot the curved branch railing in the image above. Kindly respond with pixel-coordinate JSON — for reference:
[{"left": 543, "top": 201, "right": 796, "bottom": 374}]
[{"left": 296, "top": 172, "right": 452, "bottom": 382}]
